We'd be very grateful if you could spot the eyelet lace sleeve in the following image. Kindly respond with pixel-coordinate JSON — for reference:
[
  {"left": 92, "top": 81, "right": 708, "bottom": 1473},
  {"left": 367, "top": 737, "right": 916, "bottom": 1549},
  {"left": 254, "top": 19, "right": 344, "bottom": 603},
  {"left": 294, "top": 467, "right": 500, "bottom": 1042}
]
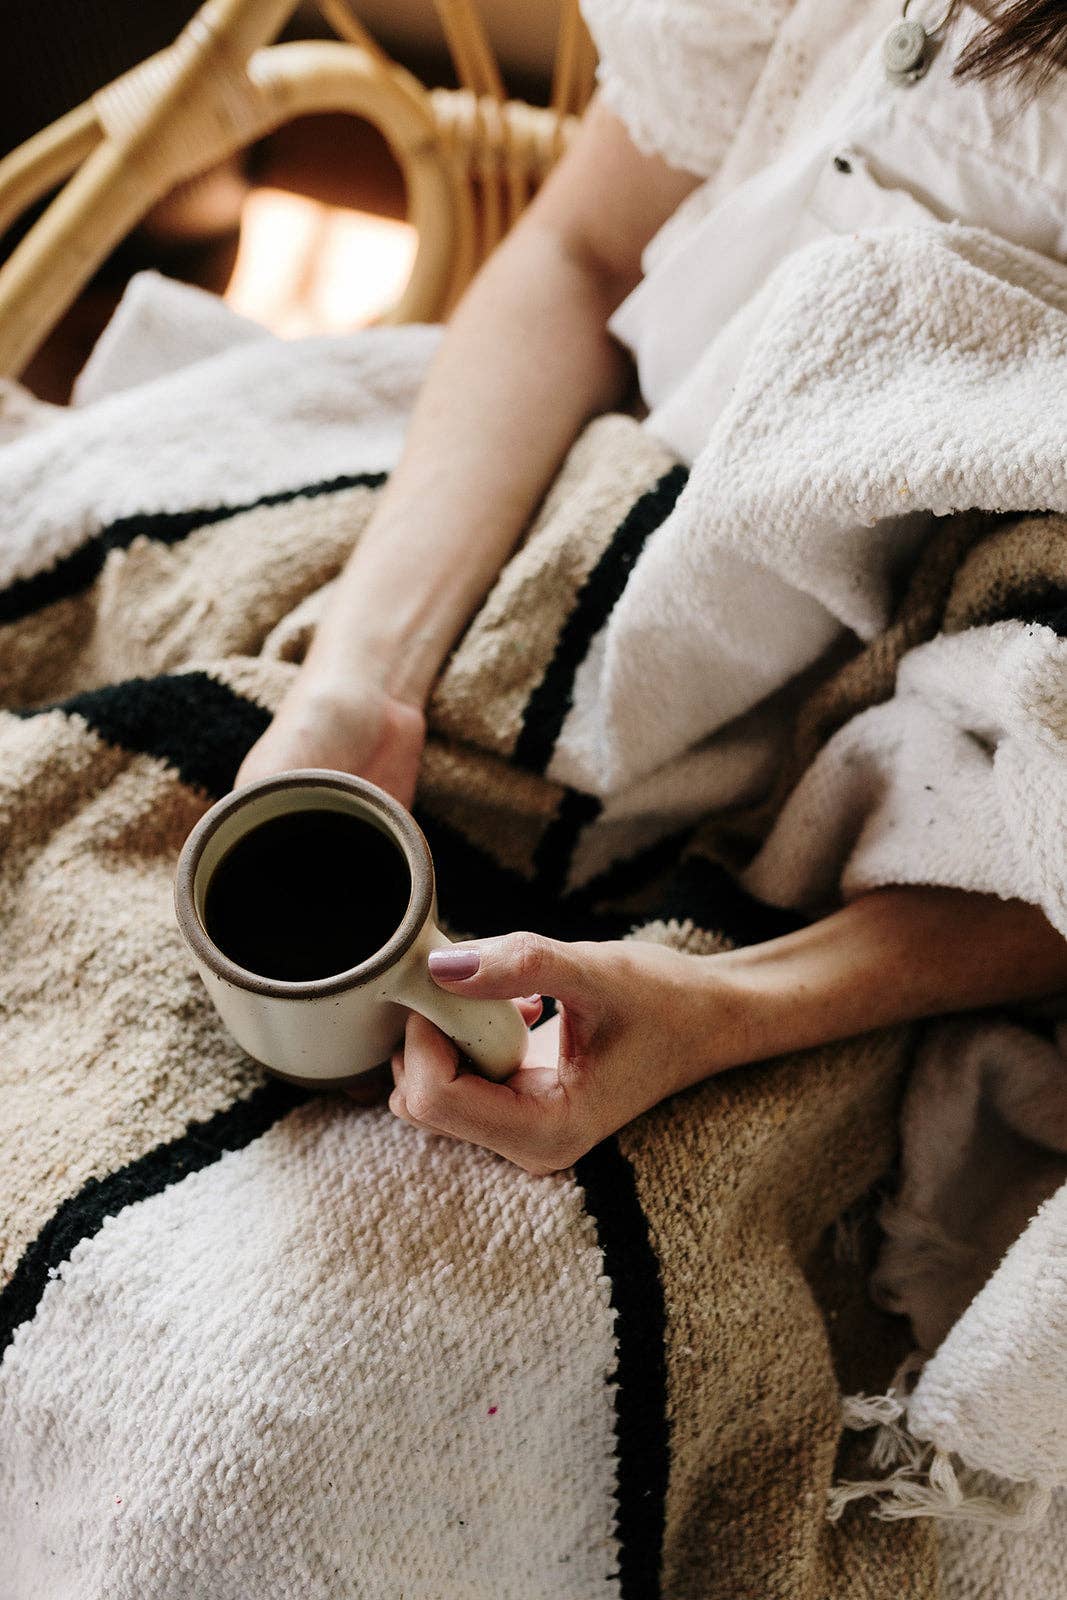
[{"left": 580, "top": 0, "right": 796, "bottom": 178}]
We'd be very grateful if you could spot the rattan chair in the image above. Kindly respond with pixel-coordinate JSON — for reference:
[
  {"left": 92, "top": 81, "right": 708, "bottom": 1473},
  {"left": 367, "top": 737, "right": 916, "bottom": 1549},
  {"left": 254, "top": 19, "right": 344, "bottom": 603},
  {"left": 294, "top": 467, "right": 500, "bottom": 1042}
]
[{"left": 0, "top": 0, "right": 597, "bottom": 379}]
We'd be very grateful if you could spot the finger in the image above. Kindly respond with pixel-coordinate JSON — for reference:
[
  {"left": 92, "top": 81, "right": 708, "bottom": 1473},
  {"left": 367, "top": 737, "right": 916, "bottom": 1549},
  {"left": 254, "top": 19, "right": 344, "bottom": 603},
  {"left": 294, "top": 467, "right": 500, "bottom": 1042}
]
[
  {"left": 389, "top": 1085, "right": 421, "bottom": 1130},
  {"left": 388, "top": 1048, "right": 417, "bottom": 1126},
  {"left": 389, "top": 1091, "right": 420, "bottom": 1131},
  {"left": 400, "top": 1010, "right": 462, "bottom": 1120},
  {"left": 515, "top": 995, "right": 544, "bottom": 1026},
  {"left": 399, "top": 1012, "right": 575, "bottom": 1169},
  {"left": 426, "top": 932, "right": 595, "bottom": 1010},
  {"left": 364, "top": 746, "right": 418, "bottom": 811}
]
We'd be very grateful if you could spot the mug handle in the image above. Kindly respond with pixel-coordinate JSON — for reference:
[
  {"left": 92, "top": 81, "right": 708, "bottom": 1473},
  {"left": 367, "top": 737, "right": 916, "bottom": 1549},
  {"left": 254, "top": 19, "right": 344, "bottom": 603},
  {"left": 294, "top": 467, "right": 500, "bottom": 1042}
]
[{"left": 389, "top": 928, "right": 528, "bottom": 1082}]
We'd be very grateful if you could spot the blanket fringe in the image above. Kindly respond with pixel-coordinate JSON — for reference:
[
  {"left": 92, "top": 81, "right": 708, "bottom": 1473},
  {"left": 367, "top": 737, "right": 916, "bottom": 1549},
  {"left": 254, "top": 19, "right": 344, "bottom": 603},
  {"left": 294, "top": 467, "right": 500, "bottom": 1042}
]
[{"left": 829, "top": 1387, "right": 1053, "bottom": 1528}]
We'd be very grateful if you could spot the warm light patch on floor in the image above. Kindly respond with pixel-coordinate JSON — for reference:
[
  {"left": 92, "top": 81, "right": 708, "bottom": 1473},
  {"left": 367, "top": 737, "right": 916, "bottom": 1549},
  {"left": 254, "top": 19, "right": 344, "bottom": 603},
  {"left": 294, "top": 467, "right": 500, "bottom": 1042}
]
[{"left": 226, "top": 188, "right": 417, "bottom": 336}]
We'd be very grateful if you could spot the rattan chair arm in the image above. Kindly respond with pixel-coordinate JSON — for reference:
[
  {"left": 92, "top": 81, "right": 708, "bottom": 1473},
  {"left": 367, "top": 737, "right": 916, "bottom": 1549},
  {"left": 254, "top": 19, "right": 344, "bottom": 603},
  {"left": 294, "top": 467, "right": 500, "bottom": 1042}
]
[
  {"left": 250, "top": 42, "right": 457, "bottom": 323},
  {"left": 0, "top": 104, "right": 102, "bottom": 241},
  {"left": 0, "top": 37, "right": 456, "bottom": 377},
  {"left": 0, "top": 0, "right": 595, "bottom": 378}
]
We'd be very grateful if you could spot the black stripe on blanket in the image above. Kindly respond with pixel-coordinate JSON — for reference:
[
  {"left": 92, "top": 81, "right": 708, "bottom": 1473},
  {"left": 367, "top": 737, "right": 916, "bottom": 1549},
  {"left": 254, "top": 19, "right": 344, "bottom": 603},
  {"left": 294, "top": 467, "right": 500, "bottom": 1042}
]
[
  {"left": 0, "top": 1079, "right": 309, "bottom": 1359},
  {"left": 19, "top": 671, "right": 271, "bottom": 796},
  {"left": 18, "top": 672, "right": 612, "bottom": 938},
  {"left": 1027, "top": 605, "right": 1067, "bottom": 635},
  {"left": 576, "top": 1137, "right": 670, "bottom": 1600},
  {"left": 530, "top": 788, "right": 603, "bottom": 900},
  {"left": 655, "top": 855, "right": 808, "bottom": 949},
  {"left": 1006, "top": 593, "right": 1067, "bottom": 638},
  {"left": 514, "top": 465, "right": 689, "bottom": 775},
  {"left": 0, "top": 471, "right": 386, "bottom": 626},
  {"left": 419, "top": 808, "right": 622, "bottom": 943}
]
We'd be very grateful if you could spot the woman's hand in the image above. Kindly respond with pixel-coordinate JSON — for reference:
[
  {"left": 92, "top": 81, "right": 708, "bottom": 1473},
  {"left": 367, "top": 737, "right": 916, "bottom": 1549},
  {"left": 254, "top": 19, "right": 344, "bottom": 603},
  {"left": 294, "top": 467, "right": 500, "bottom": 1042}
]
[
  {"left": 385, "top": 891, "right": 1067, "bottom": 1174},
  {"left": 388, "top": 932, "right": 741, "bottom": 1175},
  {"left": 235, "top": 675, "right": 426, "bottom": 806}
]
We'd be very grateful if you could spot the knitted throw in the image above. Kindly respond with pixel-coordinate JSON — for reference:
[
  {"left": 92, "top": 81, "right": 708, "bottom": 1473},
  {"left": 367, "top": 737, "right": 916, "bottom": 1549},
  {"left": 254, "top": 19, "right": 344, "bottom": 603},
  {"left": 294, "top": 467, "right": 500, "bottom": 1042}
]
[
  {"left": 12, "top": 223, "right": 1067, "bottom": 1594},
  {"left": 0, "top": 314, "right": 934, "bottom": 1596}
]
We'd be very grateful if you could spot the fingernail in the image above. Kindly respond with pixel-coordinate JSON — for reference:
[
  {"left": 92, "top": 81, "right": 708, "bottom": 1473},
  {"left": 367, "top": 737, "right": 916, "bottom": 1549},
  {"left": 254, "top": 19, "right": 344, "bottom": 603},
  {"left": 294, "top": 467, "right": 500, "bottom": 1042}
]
[{"left": 428, "top": 947, "right": 480, "bottom": 980}]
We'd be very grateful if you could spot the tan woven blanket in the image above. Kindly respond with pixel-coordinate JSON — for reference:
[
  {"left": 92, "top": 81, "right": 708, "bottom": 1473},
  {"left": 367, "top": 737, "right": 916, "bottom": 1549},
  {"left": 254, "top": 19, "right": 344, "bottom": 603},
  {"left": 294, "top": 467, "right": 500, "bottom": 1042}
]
[{"left": 0, "top": 386, "right": 945, "bottom": 1598}]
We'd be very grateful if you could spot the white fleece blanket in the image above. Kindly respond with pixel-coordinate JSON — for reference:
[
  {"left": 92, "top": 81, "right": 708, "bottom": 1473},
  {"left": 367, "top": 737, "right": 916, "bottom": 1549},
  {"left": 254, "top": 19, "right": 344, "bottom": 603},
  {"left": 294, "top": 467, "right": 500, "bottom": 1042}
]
[{"left": 7, "top": 228, "right": 1067, "bottom": 1583}]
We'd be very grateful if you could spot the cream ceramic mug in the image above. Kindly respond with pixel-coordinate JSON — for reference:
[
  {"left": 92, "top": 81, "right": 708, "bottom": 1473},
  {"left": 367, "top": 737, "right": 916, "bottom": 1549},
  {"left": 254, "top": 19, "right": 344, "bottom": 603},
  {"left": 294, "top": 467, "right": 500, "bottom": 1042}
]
[{"left": 174, "top": 770, "right": 528, "bottom": 1086}]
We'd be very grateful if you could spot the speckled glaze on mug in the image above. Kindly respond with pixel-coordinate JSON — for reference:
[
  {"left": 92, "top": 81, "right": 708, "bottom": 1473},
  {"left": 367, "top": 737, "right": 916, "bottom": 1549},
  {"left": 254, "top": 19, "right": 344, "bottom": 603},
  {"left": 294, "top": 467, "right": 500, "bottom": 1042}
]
[{"left": 174, "top": 770, "right": 527, "bottom": 1086}]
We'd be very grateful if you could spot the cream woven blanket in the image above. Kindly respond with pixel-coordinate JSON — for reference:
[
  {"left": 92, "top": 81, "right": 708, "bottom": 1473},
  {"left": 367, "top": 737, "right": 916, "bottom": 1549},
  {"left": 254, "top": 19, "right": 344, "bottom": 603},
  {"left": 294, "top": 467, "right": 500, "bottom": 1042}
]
[
  {"left": 0, "top": 276, "right": 934, "bottom": 1598},
  {"left": 8, "top": 221, "right": 1067, "bottom": 1596}
]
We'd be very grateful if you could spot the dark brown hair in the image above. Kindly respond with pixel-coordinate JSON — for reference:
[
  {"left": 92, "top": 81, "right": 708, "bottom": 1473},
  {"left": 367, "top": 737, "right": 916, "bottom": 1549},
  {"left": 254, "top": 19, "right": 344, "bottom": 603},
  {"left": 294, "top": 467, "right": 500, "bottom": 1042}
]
[{"left": 953, "top": 1, "right": 1067, "bottom": 86}]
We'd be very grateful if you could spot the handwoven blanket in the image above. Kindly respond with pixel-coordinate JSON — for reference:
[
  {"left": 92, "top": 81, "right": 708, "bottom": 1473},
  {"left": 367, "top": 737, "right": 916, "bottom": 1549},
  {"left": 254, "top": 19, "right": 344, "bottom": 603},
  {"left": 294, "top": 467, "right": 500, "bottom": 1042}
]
[
  {"left": 0, "top": 278, "right": 935, "bottom": 1598},
  {"left": 9, "top": 217, "right": 1067, "bottom": 1597}
]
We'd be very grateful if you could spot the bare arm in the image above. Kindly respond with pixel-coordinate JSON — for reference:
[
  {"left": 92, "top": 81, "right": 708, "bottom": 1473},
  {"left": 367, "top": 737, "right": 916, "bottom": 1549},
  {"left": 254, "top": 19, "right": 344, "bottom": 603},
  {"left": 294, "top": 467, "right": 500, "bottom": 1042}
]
[
  {"left": 687, "top": 887, "right": 1067, "bottom": 1085},
  {"left": 391, "top": 887, "right": 1067, "bottom": 1174},
  {"left": 238, "top": 101, "right": 699, "bottom": 793}
]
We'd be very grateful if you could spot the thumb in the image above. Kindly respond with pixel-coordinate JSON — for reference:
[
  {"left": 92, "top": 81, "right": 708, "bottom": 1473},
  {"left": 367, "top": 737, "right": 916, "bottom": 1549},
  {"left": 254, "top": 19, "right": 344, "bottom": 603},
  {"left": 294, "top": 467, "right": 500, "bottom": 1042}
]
[{"left": 427, "top": 931, "right": 593, "bottom": 1008}]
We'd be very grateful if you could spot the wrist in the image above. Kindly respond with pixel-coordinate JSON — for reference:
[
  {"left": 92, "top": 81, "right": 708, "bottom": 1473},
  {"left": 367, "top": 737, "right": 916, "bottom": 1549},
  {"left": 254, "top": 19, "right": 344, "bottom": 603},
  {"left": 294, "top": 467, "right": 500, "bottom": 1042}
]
[
  {"left": 299, "top": 630, "right": 431, "bottom": 715},
  {"left": 696, "top": 952, "right": 785, "bottom": 1080},
  {"left": 308, "top": 492, "right": 506, "bottom": 708},
  {"left": 621, "top": 945, "right": 784, "bottom": 1106},
  {"left": 302, "top": 587, "right": 452, "bottom": 712},
  {"left": 673, "top": 938, "right": 835, "bottom": 1095},
  {"left": 281, "top": 664, "right": 429, "bottom": 763},
  {"left": 704, "top": 944, "right": 808, "bottom": 1068}
]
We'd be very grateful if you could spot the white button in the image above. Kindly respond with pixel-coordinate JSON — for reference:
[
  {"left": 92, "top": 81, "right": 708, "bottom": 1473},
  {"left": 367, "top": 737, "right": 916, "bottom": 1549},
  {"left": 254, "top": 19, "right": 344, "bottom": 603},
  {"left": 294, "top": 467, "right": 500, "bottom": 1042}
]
[{"left": 884, "top": 19, "right": 929, "bottom": 82}]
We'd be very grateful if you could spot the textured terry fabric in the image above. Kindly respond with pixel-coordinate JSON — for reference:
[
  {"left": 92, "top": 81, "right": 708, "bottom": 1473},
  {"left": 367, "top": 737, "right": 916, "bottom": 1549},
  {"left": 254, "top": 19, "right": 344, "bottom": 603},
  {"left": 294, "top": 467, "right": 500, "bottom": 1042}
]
[
  {"left": 737, "top": 498, "right": 1067, "bottom": 1533},
  {"left": 585, "top": 223, "right": 1067, "bottom": 752},
  {"left": 938, "top": 1488, "right": 1067, "bottom": 1600},
  {"left": 8, "top": 244, "right": 1067, "bottom": 1587},
  {"left": 552, "top": 224, "right": 1067, "bottom": 901},
  {"left": 0, "top": 336, "right": 935, "bottom": 1597},
  {"left": 907, "top": 1183, "right": 1067, "bottom": 1487},
  {"left": 3, "top": 1101, "right": 620, "bottom": 1599}
]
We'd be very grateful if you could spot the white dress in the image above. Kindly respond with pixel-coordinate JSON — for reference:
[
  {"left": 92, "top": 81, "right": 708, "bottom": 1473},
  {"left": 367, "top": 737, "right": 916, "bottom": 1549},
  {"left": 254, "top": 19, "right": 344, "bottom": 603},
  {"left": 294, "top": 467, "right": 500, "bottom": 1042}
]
[
  {"left": 564, "top": 0, "right": 1067, "bottom": 798},
  {"left": 584, "top": 0, "right": 1067, "bottom": 458}
]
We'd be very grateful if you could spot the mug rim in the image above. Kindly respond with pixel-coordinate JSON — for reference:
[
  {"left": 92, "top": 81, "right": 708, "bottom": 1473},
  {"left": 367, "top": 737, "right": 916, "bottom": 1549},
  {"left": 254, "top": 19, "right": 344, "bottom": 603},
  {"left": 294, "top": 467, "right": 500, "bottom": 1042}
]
[{"left": 174, "top": 769, "right": 434, "bottom": 999}]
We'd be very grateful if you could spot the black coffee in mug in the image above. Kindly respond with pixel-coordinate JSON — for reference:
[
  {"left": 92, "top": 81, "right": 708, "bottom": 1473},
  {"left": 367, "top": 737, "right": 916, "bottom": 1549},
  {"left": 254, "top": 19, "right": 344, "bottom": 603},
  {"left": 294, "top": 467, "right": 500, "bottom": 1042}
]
[{"left": 204, "top": 809, "right": 412, "bottom": 982}]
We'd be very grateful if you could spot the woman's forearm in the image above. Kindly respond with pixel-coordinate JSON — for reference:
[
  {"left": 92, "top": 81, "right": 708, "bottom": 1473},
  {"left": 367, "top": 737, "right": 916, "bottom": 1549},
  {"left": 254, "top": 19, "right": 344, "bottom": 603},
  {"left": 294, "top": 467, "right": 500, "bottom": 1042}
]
[
  {"left": 236, "top": 104, "right": 699, "bottom": 790},
  {"left": 298, "top": 99, "right": 700, "bottom": 712},
  {"left": 389, "top": 890, "right": 1067, "bottom": 1173},
  {"left": 302, "top": 215, "right": 632, "bottom": 707},
  {"left": 683, "top": 888, "right": 1067, "bottom": 1092}
]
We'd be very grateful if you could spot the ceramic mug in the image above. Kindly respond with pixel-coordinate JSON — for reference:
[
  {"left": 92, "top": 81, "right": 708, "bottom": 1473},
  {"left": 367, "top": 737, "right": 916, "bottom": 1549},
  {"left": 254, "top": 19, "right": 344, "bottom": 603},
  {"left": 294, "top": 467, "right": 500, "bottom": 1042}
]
[{"left": 174, "top": 770, "right": 527, "bottom": 1086}]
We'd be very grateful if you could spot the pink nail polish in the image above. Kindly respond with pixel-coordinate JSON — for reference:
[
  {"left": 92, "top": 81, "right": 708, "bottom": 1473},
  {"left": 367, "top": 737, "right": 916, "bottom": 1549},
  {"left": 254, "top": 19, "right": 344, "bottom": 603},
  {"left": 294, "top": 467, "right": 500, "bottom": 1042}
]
[{"left": 428, "top": 948, "right": 480, "bottom": 980}]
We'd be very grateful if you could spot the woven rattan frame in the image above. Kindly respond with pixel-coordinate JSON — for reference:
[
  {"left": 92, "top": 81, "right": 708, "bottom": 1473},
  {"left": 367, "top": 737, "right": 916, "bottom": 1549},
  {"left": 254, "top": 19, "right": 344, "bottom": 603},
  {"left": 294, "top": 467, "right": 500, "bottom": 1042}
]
[{"left": 0, "top": 0, "right": 596, "bottom": 379}]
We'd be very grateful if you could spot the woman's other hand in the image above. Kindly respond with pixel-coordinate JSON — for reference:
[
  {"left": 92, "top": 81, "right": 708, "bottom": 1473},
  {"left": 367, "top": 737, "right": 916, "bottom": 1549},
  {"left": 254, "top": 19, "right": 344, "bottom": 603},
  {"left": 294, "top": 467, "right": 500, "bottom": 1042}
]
[
  {"left": 235, "top": 676, "right": 426, "bottom": 807},
  {"left": 388, "top": 933, "right": 735, "bottom": 1174},
  {"left": 387, "top": 891, "right": 1067, "bottom": 1174}
]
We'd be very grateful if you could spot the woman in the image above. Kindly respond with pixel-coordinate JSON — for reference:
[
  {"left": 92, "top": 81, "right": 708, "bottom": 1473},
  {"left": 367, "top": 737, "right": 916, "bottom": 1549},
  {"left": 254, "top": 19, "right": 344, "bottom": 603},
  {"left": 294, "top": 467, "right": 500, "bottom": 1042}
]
[{"left": 238, "top": 0, "right": 1067, "bottom": 1175}]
